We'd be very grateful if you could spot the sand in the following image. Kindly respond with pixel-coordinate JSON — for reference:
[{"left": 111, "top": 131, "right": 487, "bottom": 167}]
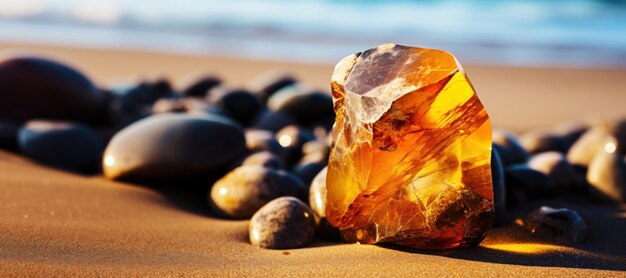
[{"left": 0, "top": 42, "right": 625, "bottom": 276}]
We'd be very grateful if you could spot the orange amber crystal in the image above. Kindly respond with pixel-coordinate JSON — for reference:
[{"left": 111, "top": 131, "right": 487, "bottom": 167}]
[{"left": 326, "top": 44, "right": 493, "bottom": 249}]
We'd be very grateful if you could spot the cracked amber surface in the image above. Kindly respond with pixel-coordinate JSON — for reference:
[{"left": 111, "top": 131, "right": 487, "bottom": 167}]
[{"left": 326, "top": 44, "right": 493, "bottom": 249}]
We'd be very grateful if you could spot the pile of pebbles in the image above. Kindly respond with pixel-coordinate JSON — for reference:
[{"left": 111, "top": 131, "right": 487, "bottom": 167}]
[
  {"left": 0, "top": 56, "right": 334, "bottom": 249},
  {"left": 494, "top": 119, "right": 626, "bottom": 243},
  {"left": 0, "top": 55, "right": 621, "bottom": 249}
]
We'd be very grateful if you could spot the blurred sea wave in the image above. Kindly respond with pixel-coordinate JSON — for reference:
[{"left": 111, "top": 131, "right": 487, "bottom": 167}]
[{"left": 0, "top": 0, "right": 625, "bottom": 68}]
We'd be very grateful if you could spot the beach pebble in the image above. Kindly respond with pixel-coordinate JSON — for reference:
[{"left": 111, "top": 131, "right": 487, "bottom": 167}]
[
  {"left": 505, "top": 164, "right": 556, "bottom": 197},
  {"left": 294, "top": 162, "right": 326, "bottom": 186},
  {"left": 567, "top": 127, "right": 613, "bottom": 167},
  {"left": 0, "top": 121, "right": 18, "bottom": 150},
  {"left": 267, "top": 85, "right": 334, "bottom": 129},
  {"left": 181, "top": 75, "right": 221, "bottom": 97},
  {"left": 276, "top": 125, "right": 315, "bottom": 165},
  {"left": 528, "top": 152, "right": 581, "bottom": 189},
  {"left": 308, "top": 167, "right": 341, "bottom": 241},
  {"left": 247, "top": 71, "right": 298, "bottom": 104},
  {"left": 586, "top": 139, "right": 626, "bottom": 202},
  {"left": 252, "top": 110, "right": 298, "bottom": 133},
  {"left": 103, "top": 114, "right": 245, "bottom": 181},
  {"left": 492, "top": 130, "right": 528, "bottom": 166},
  {"left": 492, "top": 148, "right": 507, "bottom": 226},
  {"left": 244, "top": 129, "right": 286, "bottom": 156},
  {"left": 241, "top": 151, "right": 283, "bottom": 169},
  {"left": 18, "top": 120, "right": 102, "bottom": 172},
  {"left": 210, "top": 165, "right": 307, "bottom": 219},
  {"left": 249, "top": 197, "right": 316, "bottom": 249},
  {"left": 520, "top": 122, "right": 588, "bottom": 154},
  {"left": 108, "top": 79, "right": 178, "bottom": 124},
  {"left": 0, "top": 57, "right": 105, "bottom": 124},
  {"left": 520, "top": 206, "right": 587, "bottom": 244},
  {"left": 151, "top": 98, "right": 189, "bottom": 114},
  {"left": 209, "top": 87, "right": 262, "bottom": 126}
]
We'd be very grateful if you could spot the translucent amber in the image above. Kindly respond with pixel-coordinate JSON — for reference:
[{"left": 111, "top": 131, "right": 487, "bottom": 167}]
[{"left": 326, "top": 44, "right": 493, "bottom": 249}]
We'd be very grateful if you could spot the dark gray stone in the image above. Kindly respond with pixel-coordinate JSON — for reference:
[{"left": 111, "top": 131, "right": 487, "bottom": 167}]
[
  {"left": 209, "top": 87, "right": 262, "bottom": 126},
  {"left": 103, "top": 114, "right": 245, "bottom": 181},
  {"left": 0, "top": 57, "right": 106, "bottom": 124},
  {"left": 181, "top": 75, "right": 221, "bottom": 97},
  {"left": 247, "top": 71, "right": 297, "bottom": 104},
  {"left": 252, "top": 110, "right": 298, "bottom": 133},
  {"left": 18, "top": 120, "right": 102, "bottom": 172},
  {"left": 491, "top": 147, "right": 507, "bottom": 226},
  {"left": 249, "top": 197, "right": 316, "bottom": 249},
  {"left": 520, "top": 122, "right": 588, "bottom": 154},
  {"left": 294, "top": 162, "right": 326, "bottom": 187},
  {"left": 505, "top": 164, "right": 556, "bottom": 198},
  {"left": 492, "top": 130, "right": 528, "bottom": 167},
  {"left": 210, "top": 166, "right": 307, "bottom": 219},
  {"left": 267, "top": 85, "right": 334, "bottom": 129},
  {"left": 521, "top": 206, "right": 587, "bottom": 244},
  {"left": 0, "top": 120, "right": 18, "bottom": 151}
]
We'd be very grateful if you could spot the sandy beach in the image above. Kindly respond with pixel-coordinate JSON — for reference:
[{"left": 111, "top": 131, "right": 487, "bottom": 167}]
[{"left": 1, "top": 42, "right": 626, "bottom": 276}]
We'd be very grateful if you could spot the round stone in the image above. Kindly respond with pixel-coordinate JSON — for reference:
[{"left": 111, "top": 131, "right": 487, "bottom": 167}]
[
  {"left": 244, "top": 129, "right": 286, "bottom": 157},
  {"left": 528, "top": 151, "right": 581, "bottom": 189},
  {"left": 519, "top": 122, "right": 588, "bottom": 154},
  {"left": 491, "top": 147, "right": 507, "bottom": 226},
  {"left": 267, "top": 85, "right": 334, "bottom": 129},
  {"left": 252, "top": 110, "right": 297, "bottom": 133},
  {"left": 294, "top": 162, "right": 326, "bottom": 186},
  {"left": 0, "top": 57, "right": 105, "bottom": 124},
  {"left": 492, "top": 129, "right": 528, "bottom": 166},
  {"left": 209, "top": 87, "right": 262, "bottom": 126},
  {"left": 308, "top": 166, "right": 342, "bottom": 241},
  {"left": 247, "top": 71, "right": 297, "bottom": 104},
  {"left": 586, "top": 138, "right": 626, "bottom": 202},
  {"left": 309, "top": 166, "right": 328, "bottom": 217},
  {"left": 249, "top": 197, "right": 316, "bottom": 249},
  {"left": 0, "top": 120, "right": 18, "bottom": 151},
  {"left": 103, "top": 114, "right": 245, "bottom": 181},
  {"left": 210, "top": 166, "right": 307, "bottom": 219},
  {"left": 505, "top": 164, "right": 556, "bottom": 198},
  {"left": 520, "top": 206, "right": 587, "bottom": 244},
  {"left": 241, "top": 151, "right": 283, "bottom": 169},
  {"left": 275, "top": 125, "right": 315, "bottom": 166},
  {"left": 18, "top": 120, "right": 102, "bottom": 172},
  {"left": 567, "top": 127, "right": 613, "bottom": 167},
  {"left": 180, "top": 75, "right": 221, "bottom": 97}
]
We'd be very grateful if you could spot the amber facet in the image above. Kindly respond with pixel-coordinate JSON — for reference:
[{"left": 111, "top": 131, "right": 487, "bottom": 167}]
[{"left": 326, "top": 44, "right": 493, "bottom": 249}]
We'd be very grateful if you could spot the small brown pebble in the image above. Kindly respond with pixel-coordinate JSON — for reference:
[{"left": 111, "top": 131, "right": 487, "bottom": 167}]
[{"left": 282, "top": 251, "right": 290, "bottom": 255}]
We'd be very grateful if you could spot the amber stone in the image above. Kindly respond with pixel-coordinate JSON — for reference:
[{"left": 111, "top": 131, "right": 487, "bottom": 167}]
[{"left": 326, "top": 44, "right": 493, "bottom": 249}]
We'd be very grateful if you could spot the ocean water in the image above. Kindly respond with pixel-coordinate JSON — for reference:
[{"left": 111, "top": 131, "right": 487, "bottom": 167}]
[{"left": 0, "top": 0, "right": 625, "bottom": 68}]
